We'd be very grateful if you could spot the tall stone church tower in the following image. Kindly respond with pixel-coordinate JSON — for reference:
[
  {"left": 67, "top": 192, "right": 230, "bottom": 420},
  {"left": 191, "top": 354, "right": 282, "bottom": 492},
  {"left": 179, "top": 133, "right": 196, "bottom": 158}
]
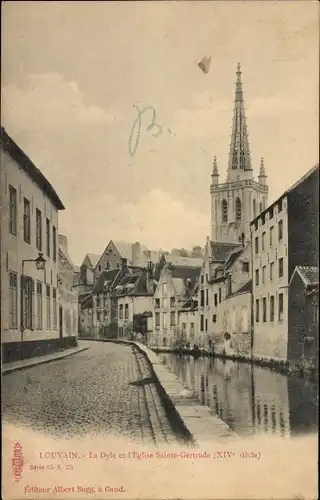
[{"left": 211, "top": 63, "right": 269, "bottom": 244}]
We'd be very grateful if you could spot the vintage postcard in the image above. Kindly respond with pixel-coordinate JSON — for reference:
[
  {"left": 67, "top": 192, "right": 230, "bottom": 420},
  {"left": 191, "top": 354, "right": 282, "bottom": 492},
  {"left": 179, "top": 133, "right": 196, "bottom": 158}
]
[{"left": 1, "top": 1, "right": 319, "bottom": 499}]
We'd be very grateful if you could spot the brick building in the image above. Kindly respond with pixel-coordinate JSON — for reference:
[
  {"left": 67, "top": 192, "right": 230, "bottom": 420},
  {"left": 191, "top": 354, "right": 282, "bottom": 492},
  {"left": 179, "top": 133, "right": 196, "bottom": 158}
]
[{"left": 250, "top": 164, "right": 319, "bottom": 362}]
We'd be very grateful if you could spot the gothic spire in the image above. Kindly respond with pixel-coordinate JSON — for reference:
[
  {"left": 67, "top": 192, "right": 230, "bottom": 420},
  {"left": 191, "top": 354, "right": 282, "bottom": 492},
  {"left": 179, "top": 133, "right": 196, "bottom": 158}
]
[
  {"left": 258, "top": 157, "right": 267, "bottom": 184},
  {"left": 227, "top": 63, "right": 252, "bottom": 177},
  {"left": 212, "top": 156, "right": 219, "bottom": 175}
]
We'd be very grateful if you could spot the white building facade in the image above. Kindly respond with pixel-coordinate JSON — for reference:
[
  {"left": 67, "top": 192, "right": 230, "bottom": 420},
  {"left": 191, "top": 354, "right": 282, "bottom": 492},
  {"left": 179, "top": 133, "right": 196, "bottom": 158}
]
[{"left": 1, "top": 127, "right": 65, "bottom": 362}]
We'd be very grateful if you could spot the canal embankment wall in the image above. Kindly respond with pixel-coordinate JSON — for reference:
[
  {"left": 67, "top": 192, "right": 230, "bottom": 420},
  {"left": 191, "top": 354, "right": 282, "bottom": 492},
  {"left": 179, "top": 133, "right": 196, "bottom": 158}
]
[
  {"left": 150, "top": 345, "right": 318, "bottom": 382},
  {"left": 79, "top": 338, "right": 239, "bottom": 445}
]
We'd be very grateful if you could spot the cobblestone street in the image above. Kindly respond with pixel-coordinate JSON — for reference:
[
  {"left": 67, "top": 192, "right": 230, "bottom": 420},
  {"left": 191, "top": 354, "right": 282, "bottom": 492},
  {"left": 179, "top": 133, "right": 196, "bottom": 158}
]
[{"left": 2, "top": 342, "right": 182, "bottom": 445}]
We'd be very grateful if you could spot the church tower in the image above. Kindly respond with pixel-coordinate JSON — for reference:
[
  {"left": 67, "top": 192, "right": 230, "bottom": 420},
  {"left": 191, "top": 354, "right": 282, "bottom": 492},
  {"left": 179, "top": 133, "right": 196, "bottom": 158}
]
[{"left": 210, "top": 63, "right": 269, "bottom": 244}]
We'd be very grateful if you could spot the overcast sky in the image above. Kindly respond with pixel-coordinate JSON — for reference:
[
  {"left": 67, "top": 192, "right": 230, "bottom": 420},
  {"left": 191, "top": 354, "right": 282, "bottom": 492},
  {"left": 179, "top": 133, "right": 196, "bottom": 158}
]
[{"left": 2, "top": 1, "right": 319, "bottom": 265}]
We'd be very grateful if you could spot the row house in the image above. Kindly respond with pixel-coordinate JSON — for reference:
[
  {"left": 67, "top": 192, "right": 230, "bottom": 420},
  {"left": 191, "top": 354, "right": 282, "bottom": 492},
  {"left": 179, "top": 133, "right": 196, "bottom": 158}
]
[
  {"left": 150, "top": 263, "right": 201, "bottom": 348},
  {"left": 197, "top": 239, "right": 242, "bottom": 348},
  {"left": 250, "top": 164, "right": 319, "bottom": 363},
  {"left": 114, "top": 262, "right": 154, "bottom": 340},
  {"left": 1, "top": 127, "right": 65, "bottom": 362},
  {"left": 58, "top": 235, "right": 78, "bottom": 348}
]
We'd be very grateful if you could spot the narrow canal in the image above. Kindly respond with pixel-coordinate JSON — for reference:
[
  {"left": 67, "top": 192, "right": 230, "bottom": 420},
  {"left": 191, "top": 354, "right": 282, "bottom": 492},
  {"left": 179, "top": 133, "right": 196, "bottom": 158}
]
[{"left": 159, "top": 354, "right": 318, "bottom": 439}]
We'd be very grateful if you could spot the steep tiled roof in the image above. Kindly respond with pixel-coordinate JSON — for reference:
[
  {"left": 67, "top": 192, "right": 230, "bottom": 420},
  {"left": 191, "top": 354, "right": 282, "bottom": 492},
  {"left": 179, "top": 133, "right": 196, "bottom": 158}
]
[
  {"left": 0, "top": 127, "right": 65, "bottom": 210},
  {"left": 292, "top": 266, "right": 319, "bottom": 288},
  {"left": 93, "top": 269, "right": 119, "bottom": 294},
  {"left": 114, "top": 267, "right": 153, "bottom": 297},
  {"left": 230, "top": 279, "right": 252, "bottom": 297},
  {"left": 170, "top": 265, "right": 201, "bottom": 285},
  {"left": 225, "top": 247, "right": 245, "bottom": 269},
  {"left": 210, "top": 242, "right": 242, "bottom": 262}
]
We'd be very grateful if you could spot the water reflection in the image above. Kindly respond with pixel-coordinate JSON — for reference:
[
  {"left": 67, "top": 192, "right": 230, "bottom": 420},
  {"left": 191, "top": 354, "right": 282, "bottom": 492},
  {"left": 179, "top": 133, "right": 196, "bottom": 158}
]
[{"left": 160, "top": 354, "right": 318, "bottom": 438}]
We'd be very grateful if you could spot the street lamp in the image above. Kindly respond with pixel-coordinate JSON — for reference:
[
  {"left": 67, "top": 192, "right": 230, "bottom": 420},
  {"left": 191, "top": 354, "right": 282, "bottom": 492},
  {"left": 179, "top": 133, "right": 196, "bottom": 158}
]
[{"left": 21, "top": 252, "right": 46, "bottom": 359}]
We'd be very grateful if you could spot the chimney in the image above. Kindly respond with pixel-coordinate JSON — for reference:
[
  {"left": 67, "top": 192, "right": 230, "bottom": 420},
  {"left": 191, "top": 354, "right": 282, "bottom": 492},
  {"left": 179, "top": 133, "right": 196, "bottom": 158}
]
[
  {"left": 146, "top": 261, "right": 154, "bottom": 294},
  {"left": 132, "top": 241, "right": 141, "bottom": 266}
]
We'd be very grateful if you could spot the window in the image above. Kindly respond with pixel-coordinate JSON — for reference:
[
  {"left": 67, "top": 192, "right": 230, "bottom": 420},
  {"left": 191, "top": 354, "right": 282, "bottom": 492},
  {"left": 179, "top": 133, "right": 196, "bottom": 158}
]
[
  {"left": 253, "top": 199, "right": 256, "bottom": 218},
  {"left": 155, "top": 298, "right": 160, "bottom": 309},
  {"left": 9, "top": 272, "right": 17, "bottom": 328},
  {"left": 269, "top": 207, "right": 274, "bottom": 219},
  {"left": 218, "top": 288, "right": 222, "bottom": 303},
  {"left": 242, "top": 261, "right": 249, "bottom": 273},
  {"left": 278, "top": 293, "right": 284, "bottom": 322},
  {"left": 162, "top": 283, "right": 167, "bottom": 296},
  {"left": 119, "top": 304, "right": 123, "bottom": 319},
  {"left": 200, "top": 290, "right": 205, "bottom": 307},
  {"left": 23, "top": 198, "right": 31, "bottom": 243},
  {"left": 22, "top": 276, "right": 34, "bottom": 330},
  {"left": 279, "top": 258, "right": 284, "bottom": 277},
  {"left": 270, "top": 226, "right": 274, "bottom": 247},
  {"left": 262, "top": 266, "right": 266, "bottom": 284},
  {"left": 163, "top": 297, "right": 168, "bottom": 308},
  {"left": 235, "top": 197, "right": 241, "bottom": 221},
  {"left": 205, "top": 318, "right": 208, "bottom": 332},
  {"left": 278, "top": 220, "right": 283, "bottom": 241},
  {"left": 262, "top": 232, "right": 266, "bottom": 251},
  {"left": 227, "top": 274, "right": 232, "bottom": 296},
  {"left": 170, "top": 311, "right": 176, "bottom": 326},
  {"left": 106, "top": 261, "right": 110, "bottom": 269},
  {"left": 52, "top": 288, "right": 57, "bottom": 329},
  {"left": 222, "top": 199, "right": 228, "bottom": 222},
  {"left": 46, "top": 218, "right": 50, "bottom": 257},
  {"left": 259, "top": 202, "right": 263, "bottom": 213},
  {"left": 206, "top": 289, "right": 208, "bottom": 306},
  {"left": 255, "top": 269, "right": 259, "bottom": 286},
  {"left": 200, "top": 314, "right": 204, "bottom": 332},
  {"left": 214, "top": 293, "right": 218, "bottom": 307},
  {"left": 255, "top": 237, "right": 259, "bottom": 254},
  {"left": 125, "top": 304, "right": 129, "bottom": 319},
  {"left": 52, "top": 226, "right": 57, "bottom": 262},
  {"left": 261, "top": 213, "right": 265, "bottom": 226},
  {"left": 270, "top": 296, "right": 275, "bottom": 322},
  {"left": 254, "top": 220, "right": 258, "bottom": 231},
  {"left": 97, "top": 312, "right": 101, "bottom": 322},
  {"left": 212, "top": 315, "right": 217, "bottom": 323},
  {"left": 190, "top": 322, "right": 195, "bottom": 335},
  {"left": 278, "top": 199, "right": 282, "bottom": 213},
  {"left": 9, "top": 185, "right": 17, "bottom": 235},
  {"left": 36, "top": 281, "right": 43, "bottom": 330},
  {"left": 255, "top": 299, "right": 260, "bottom": 323},
  {"left": 262, "top": 298, "right": 267, "bottom": 323},
  {"left": 155, "top": 312, "right": 160, "bottom": 328},
  {"left": 270, "top": 262, "right": 274, "bottom": 282},
  {"left": 46, "top": 285, "right": 51, "bottom": 329},
  {"left": 36, "top": 209, "right": 42, "bottom": 251},
  {"left": 162, "top": 312, "right": 167, "bottom": 329},
  {"left": 201, "top": 275, "right": 204, "bottom": 284},
  {"left": 170, "top": 297, "right": 175, "bottom": 308}
]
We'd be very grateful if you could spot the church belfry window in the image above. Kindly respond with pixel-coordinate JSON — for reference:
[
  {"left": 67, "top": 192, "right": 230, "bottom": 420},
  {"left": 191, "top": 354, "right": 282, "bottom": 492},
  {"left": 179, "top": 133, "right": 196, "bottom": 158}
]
[
  {"left": 222, "top": 199, "right": 228, "bottom": 222},
  {"left": 253, "top": 199, "right": 256, "bottom": 218},
  {"left": 240, "top": 149, "right": 246, "bottom": 169},
  {"left": 236, "top": 197, "right": 242, "bottom": 221}
]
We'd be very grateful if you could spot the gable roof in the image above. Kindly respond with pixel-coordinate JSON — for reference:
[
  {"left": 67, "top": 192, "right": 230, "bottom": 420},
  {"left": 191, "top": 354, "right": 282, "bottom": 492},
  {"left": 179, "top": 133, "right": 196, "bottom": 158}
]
[
  {"left": 93, "top": 269, "right": 120, "bottom": 294},
  {"left": 112, "top": 241, "right": 133, "bottom": 261},
  {"left": 0, "top": 127, "right": 65, "bottom": 210},
  {"left": 210, "top": 241, "right": 242, "bottom": 262},
  {"left": 229, "top": 279, "right": 252, "bottom": 297},
  {"left": 290, "top": 266, "right": 319, "bottom": 288}
]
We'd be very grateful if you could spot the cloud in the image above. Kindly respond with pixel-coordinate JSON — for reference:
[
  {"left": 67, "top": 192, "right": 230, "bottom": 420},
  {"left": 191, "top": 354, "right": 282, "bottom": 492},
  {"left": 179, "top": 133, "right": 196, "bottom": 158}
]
[
  {"left": 59, "top": 188, "right": 209, "bottom": 264},
  {"left": 1, "top": 72, "right": 122, "bottom": 133}
]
